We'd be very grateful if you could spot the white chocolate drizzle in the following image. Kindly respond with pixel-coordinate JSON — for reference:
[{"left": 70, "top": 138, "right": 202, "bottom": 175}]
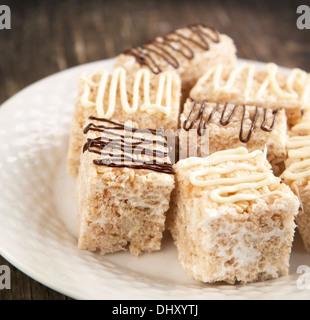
[
  {"left": 291, "top": 122, "right": 310, "bottom": 134},
  {"left": 282, "top": 121, "right": 310, "bottom": 181},
  {"left": 183, "top": 147, "right": 285, "bottom": 203},
  {"left": 196, "top": 63, "right": 310, "bottom": 106},
  {"left": 79, "top": 67, "right": 173, "bottom": 118}
]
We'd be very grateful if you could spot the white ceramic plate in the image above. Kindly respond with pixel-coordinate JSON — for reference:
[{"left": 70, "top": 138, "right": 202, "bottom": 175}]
[{"left": 0, "top": 58, "right": 310, "bottom": 300}]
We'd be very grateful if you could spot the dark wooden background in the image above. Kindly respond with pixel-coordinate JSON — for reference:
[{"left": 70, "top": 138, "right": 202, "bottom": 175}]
[{"left": 0, "top": 0, "right": 309, "bottom": 300}]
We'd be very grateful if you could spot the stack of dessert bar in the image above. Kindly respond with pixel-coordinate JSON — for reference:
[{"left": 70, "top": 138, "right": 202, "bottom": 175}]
[{"left": 67, "top": 24, "right": 310, "bottom": 284}]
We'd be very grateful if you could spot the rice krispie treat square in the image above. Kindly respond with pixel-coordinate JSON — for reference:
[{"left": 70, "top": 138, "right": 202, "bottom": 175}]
[
  {"left": 77, "top": 117, "right": 175, "bottom": 256},
  {"left": 282, "top": 120, "right": 310, "bottom": 252},
  {"left": 116, "top": 23, "right": 237, "bottom": 100},
  {"left": 169, "top": 147, "right": 299, "bottom": 284},
  {"left": 179, "top": 98, "right": 287, "bottom": 175},
  {"left": 67, "top": 67, "right": 181, "bottom": 177},
  {"left": 190, "top": 63, "right": 310, "bottom": 127}
]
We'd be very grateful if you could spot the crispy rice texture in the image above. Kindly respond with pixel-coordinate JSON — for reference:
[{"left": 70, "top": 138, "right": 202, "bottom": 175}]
[
  {"left": 168, "top": 151, "right": 299, "bottom": 284},
  {"left": 67, "top": 70, "right": 181, "bottom": 178},
  {"left": 179, "top": 99, "right": 287, "bottom": 176}
]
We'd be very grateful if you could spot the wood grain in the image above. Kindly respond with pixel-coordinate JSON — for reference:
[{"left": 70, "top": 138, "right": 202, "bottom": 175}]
[{"left": 0, "top": 0, "right": 309, "bottom": 300}]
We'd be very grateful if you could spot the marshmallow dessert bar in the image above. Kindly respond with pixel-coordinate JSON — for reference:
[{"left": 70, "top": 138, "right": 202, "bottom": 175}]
[
  {"left": 179, "top": 98, "right": 287, "bottom": 175},
  {"left": 169, "top": 148, "right": 299, "bottom": 284},
  {"left": 77, "top": 117, "right": 175, "bottom": 256},
  {"left": 190, "top": 63, "right": 310, "bottom": 127},
  {"left": 282, "top": 120, "right": 310, "bottom": 252},
  {"left": 116, "top": 23, "right": 237, "bottom": 98},
  {"left": 67, "top": 67, "right": 181, "bottom": 177}
]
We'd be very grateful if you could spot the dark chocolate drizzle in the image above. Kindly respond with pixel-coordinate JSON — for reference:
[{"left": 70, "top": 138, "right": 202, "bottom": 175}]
[
  {"left": 183, "top": 98, "right": 280, "bottom": 143},
  {"left": 83, "top": 116, "right": 175, "bottom": 174},
  {"left": 124, "top": 24, "right": 220, "bottom": 74}
]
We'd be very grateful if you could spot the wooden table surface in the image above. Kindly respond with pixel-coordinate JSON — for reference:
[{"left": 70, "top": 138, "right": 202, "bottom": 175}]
[{"left": 0, "top": 0, "right": 309, "bottom": 300}]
